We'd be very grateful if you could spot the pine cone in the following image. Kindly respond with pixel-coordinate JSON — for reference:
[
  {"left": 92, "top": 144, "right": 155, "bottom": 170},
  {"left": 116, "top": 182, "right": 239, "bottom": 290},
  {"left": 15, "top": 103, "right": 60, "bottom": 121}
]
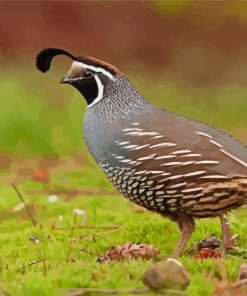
[
  {"left": 198, "top": 236, "right": 221, "bottom": 250},
  {"left": 97, "top": 243, "right": 159, "bottom": 263}
]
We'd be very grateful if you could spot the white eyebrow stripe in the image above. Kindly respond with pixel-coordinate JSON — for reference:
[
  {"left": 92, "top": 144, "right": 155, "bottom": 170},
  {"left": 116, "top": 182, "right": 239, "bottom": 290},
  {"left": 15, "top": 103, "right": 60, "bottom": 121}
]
[
  {"left": 132, "top": 122, "right": 140, "bottom": 125},
  {"left": 73, "top": 61, "right": 114, "bottom": 80},
  {"left": 87, "top": 76, "right": 104, "bottom": 108},
  {"left": 197, "top": 132, "right": 213, "bottom": 139},
  {"left": 220, "top": 149, "right": 247, "bottom": 168}
]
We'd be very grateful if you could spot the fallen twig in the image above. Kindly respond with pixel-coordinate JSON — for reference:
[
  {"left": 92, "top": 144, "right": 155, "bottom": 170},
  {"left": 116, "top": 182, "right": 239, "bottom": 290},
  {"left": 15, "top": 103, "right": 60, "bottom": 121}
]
[
  {"left": 78, "top": 229, "right": 121, "bottom": 241},
  {"left": 64, "top": 287, "right": 149, "bottom": 295},
  {"left": 11, "top": 183, "right": 37, "bottom": 226},
  {"left": 79, "top": 248, "right": 103, "bottom": 257},
  {"left": 66, "top": 212, "right": 77, "bottom": 263},
  {"left": 63, "top": 287, "right": 186, "bottom": 295},
  {"left": 22, "top": 257, "right": 48, "bottom": 270},
  {"left": 53, "top": 225, "right": 120, "bottom": 231}
]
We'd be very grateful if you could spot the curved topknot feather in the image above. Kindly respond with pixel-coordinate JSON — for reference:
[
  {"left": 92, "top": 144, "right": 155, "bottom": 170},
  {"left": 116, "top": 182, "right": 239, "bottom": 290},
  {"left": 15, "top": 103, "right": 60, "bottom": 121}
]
[{"left": 36, "top": 48, "right": 75, "bottom": 73}]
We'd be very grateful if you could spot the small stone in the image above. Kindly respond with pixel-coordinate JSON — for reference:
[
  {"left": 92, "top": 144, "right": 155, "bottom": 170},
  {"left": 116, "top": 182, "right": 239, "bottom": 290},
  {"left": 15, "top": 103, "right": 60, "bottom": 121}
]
[
  {"left": 47, "top": 195, "right": 58, "bottom": 203},
  {"left": 73, "top": 208, "right": 85, "bottom": 216},
  {"left": 29, "top": 236, "right": 40, "bottom": 244},
  {"left": 12, "top": 202, "right": 25, "bottom": 212},
  {"left": 239, "top": 263, "right": 247, "bottom": 280},
  {"left": 143, "top": 258, "right": 190, "bottom": 291},
  {"left": 198, "top": 236, "right": 221, "bottom": 250}
]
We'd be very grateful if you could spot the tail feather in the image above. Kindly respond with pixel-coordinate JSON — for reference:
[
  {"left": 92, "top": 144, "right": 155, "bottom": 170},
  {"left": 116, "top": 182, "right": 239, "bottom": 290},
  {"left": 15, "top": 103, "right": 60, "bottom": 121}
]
[{"left": 237, "top": 178, "right": 247, "bottom": 203}]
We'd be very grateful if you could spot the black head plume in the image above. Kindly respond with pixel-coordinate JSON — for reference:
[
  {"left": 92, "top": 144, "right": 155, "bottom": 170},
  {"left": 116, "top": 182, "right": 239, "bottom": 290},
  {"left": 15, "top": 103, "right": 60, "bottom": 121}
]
[{"left": 36, "top": 48, "right": 75, "bottom": 73}]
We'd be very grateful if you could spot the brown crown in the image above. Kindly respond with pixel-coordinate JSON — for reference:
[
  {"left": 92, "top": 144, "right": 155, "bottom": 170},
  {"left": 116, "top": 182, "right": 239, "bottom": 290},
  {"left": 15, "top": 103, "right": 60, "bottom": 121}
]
[{"left": 76, "top": 56, "right": 122, "bottom": 75}]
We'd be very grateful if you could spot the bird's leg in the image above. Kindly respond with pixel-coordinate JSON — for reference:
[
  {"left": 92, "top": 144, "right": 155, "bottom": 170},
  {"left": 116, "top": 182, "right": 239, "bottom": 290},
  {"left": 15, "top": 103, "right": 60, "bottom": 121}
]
[
  {"left": 171, "top": 215, "right": 195, "bottom": 258},
  {"left": 220, "top": 214, "right": 234, "bottom": 254}
]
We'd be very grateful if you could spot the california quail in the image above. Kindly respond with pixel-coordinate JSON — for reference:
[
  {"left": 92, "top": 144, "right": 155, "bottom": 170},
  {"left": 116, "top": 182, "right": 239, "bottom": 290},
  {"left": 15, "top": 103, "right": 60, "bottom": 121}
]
[{"left": 36, "top": 48, "right": 247, "bottom": 257}]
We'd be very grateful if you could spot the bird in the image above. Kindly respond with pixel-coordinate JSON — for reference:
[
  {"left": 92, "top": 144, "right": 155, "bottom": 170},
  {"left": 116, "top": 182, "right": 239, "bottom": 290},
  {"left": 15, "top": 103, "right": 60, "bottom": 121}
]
[{"left": 36, "top": 48, "right": 247, "bottom": 258}]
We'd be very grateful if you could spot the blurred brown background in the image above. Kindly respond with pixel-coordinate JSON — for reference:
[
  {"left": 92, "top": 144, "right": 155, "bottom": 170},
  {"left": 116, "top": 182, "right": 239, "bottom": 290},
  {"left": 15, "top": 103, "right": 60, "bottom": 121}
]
[
  {"left": 1, "top": 1, "right": 247, "bottom": 86},
  {"left": 1, "top": 1, "right": 247, "bottom": 172}
]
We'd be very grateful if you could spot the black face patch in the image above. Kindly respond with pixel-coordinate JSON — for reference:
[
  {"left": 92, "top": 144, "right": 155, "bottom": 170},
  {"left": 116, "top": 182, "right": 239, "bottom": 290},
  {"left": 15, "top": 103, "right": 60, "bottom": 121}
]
[
  {"left": 72, "top": 75, "right": 99, "bottom": 105},
  {"left": 67, "top": 70, "right": 112, "bottom": 106}
]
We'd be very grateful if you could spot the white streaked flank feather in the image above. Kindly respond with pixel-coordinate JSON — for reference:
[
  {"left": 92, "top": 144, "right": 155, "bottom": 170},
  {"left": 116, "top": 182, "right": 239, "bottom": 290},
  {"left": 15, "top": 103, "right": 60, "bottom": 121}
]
[
  {"left": 220, "top": 149, "right": 247, "bottom": 168},
  {"left": 197, "top": 131, "right": 213, "bottom": 139}
]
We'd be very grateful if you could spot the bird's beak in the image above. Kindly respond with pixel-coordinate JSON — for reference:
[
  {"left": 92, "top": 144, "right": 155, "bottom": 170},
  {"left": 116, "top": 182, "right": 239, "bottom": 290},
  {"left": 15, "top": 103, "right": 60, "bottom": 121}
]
[{"left": 60, "top": 75, "right": 72, "bottom": 84}]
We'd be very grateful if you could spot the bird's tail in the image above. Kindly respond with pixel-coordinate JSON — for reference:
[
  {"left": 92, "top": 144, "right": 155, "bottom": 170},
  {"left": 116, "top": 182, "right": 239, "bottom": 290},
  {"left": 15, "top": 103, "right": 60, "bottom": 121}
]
[{"left": 235, "top": 178, "right": 247, "bottom": 204}]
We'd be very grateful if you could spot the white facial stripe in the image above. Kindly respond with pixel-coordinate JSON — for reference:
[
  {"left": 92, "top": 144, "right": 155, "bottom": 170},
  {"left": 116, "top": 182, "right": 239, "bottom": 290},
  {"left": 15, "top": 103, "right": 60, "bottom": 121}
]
[
  {"left": 87, "top": 76, "right": 104, "bottom": 108},
  {"left": 72, "top": 61, "right": 114, "bottom": 80}
]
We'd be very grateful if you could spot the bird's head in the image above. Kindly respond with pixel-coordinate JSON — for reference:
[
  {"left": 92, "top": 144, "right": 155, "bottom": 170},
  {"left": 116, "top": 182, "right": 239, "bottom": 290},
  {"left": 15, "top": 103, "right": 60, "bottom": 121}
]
[{"left": 36, "top": 48, "right": 122, "bottom": 107}]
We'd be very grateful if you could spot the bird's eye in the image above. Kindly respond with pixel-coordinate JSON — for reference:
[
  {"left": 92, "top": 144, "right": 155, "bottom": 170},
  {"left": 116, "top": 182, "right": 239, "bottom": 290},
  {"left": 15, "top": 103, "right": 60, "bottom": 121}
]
[{"left": 83, "top": 71, "right": 93, "bottom": 78}]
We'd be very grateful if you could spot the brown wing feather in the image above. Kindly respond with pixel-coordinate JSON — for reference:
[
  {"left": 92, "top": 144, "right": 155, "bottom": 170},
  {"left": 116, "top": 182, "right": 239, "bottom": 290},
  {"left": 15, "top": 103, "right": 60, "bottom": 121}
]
[{"left": 110, "top": 125, "right": 247, "bottom": 217}]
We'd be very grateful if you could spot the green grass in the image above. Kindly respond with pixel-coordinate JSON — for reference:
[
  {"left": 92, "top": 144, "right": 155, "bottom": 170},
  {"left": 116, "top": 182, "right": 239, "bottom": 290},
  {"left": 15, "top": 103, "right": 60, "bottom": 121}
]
[{"left": 1, "top": 161, "right": 247, "bottom": 296}]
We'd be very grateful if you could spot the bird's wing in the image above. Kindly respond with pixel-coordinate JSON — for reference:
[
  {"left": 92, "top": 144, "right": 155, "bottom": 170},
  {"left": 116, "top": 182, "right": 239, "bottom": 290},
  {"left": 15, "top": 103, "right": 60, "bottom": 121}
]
[{"left": 104, "top": 108, "right": 247, "bottom": 216}]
